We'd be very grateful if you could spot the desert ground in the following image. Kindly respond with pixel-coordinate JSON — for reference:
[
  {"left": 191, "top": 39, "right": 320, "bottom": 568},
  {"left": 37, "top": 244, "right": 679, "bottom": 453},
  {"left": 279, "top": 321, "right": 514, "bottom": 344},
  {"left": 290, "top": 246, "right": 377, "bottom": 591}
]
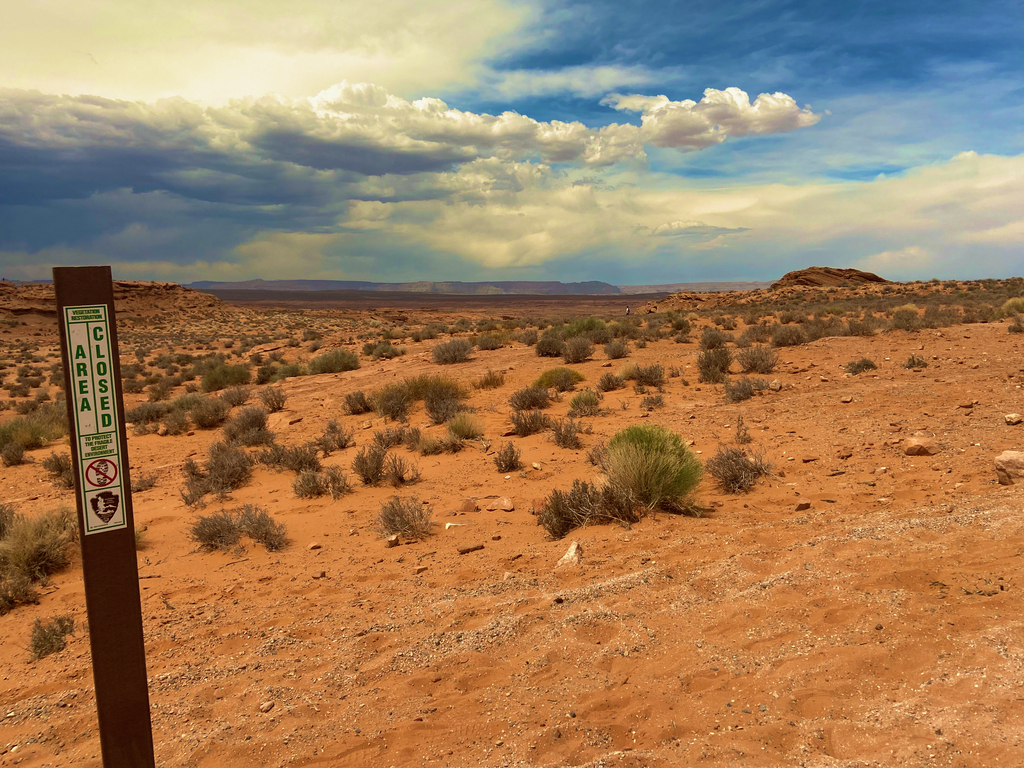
[{"left": 3, "top": 273, "right": 1024, "bottom": 767}]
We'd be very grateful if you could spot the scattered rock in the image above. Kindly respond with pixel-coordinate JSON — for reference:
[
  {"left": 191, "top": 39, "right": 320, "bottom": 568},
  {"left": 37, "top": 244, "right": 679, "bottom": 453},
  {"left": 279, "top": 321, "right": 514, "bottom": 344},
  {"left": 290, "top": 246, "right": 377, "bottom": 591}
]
[
  {"left": 1005, "top": 413, "right": 1023, "bottom": 425},
  {"left": 903, "top": 437, "right": 939, "bottom": 456},
  {"left": 487, "top": 497, "right": 514, "bottom": 511},
  {"left": 769, "top": 380, "right": 782, "bottom": 392},
  {"left": 310, "top": 569, "right": 326, "bottom": 579},
  {"left": 259, "top": 701, "right": 275, "bottom": 713},
  {"left": 801, "top": 456, "right": 818, "bottom": 463},
  {"left": 958, "top": 402, "right": 974, "bottom": 409},
  {"left": 308, "top": 542, "right": 322, "bottom": 550},
  {"left": 459, "top": 499, "right": 479, "bottom": 514},
  {"left": 458, "top": 544, "right": 485, "bottom": 555},
  {"left": 385, "top": 534, "right": 400, "bottom": 548},
  {"left": 795, "top": 501, "right": 811, "bottom": 511},
  {"left": 532, "top": 462, "right": 543, "bottom": 470},
  {"left": 491, "top": 535, "right": 502, "bottom": 541},
  {"left": 288, "top": 417, "right": 303, "bottom": 425},
  {"left": 556, "top": 541, "right": 583, "bottom": 567},
  {"left": 503, "top": 571, "right": 514, "bottom": 581},
  {"left": 840, "top": 395, "right": 853, "bottom": 404},
  {"left": 995, "top": 451, "right": 1024, "bottom": 485},
  {"left": 445, "top": 522, "right": 466, "bottom": 529},
  {"left": 837, "top": 449, "right": 853, "bottom": 460},
  {"left": 414, "top": 566, "right": 428, "bottom": 575}
]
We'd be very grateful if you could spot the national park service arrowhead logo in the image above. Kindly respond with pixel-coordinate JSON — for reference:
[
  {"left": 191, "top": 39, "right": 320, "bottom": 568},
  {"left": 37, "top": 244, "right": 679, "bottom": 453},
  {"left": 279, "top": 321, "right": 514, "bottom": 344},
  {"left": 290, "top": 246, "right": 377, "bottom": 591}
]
[{"left": 89, "top": 490, "right": 120, "bottom": 523}]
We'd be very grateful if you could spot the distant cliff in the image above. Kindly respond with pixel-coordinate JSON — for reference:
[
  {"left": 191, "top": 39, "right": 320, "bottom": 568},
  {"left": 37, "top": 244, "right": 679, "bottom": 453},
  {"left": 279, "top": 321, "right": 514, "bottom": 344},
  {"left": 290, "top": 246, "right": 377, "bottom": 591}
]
[{"left": 187, "top": 279, "right": 622, "bottom": 295}]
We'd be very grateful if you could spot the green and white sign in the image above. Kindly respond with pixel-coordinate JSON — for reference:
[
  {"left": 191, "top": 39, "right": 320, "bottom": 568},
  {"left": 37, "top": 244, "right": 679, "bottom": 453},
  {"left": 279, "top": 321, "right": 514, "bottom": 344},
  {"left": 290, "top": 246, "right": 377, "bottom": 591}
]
[{"left": 65, "top": 304, "right": 127, "bottom": 535}]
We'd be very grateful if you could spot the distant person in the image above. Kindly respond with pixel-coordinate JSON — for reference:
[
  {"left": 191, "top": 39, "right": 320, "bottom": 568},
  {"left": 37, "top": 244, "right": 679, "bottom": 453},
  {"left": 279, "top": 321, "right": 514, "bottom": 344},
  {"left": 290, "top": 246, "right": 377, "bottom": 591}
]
[{"left": 625, "top": 306, "right": 630, "bottom": 315}]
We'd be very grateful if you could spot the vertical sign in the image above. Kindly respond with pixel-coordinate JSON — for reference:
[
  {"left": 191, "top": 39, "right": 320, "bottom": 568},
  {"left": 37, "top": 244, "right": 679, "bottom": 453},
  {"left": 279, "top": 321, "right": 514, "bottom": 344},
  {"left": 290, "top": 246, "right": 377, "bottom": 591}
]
[
  {"left": 65, "top": 305, "right": 127, "bottom": 534},
  {"left": 54, "top": 267, "right": 156, "bottom": 768}
]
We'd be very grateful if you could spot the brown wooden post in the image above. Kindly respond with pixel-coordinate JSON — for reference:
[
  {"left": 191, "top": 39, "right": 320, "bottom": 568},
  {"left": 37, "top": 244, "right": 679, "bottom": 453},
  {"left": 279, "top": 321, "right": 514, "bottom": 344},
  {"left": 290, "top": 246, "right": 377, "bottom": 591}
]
[{"left": 54, "top": 266, "right": 156, "bottom": 768}]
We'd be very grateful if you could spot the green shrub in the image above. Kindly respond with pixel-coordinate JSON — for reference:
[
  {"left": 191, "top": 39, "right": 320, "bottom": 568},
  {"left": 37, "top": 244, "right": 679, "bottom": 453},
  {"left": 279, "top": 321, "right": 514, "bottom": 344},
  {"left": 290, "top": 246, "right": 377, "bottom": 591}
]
[
  {"left": 905, "top": 354, "right": 928, "bottom": 369},
  {"left": 315, "top": 420, "right": 354, "bottom": 454},
  {"left": 476, "top": 334, "right": 503, "bottom": 351},
  {"left": 846, "top": 358, "right": 877, "bottom": 375},
  {"left": 510, "top": 386, "right": 551, "bottom": 411},
  {"left": 221, "top": 386, "right": 251, "bottom": 407},
  {"left": 606, "top": 424, "right": 702, "bottom": 511},
  {"left": 42, "top": 452, "right": 74, "bottom": 489},
  {"left": 551, "top": 418, "right": 584, "bottom": 449},
  {"left": 562, "top": 336, "right": 594, "bottom": 364},
  {"left": 376, "top": 496, "right": 433, "bottom": 538},
  {"left": 474, "top": 369, "right": 506, "bottom": 389},
  {"left": 771, "top": 325, "right": 806, "bottom": 347},
  {"left": 222, "top": 406, "right": 273, "bottom": 446},
  {"left": 385, "top": 454, "right": 420, "bottom": 487},
  {"left": 888, "top": 308, "right": 920, "bottom": 332},
  {"left": 190, "top": 396, "right": 230, "bottom": 428},
  {"left": 510, "top": 409, "right": 550, "bottom": 436},
  {"left": 181, "top": 442, "right": 254, "bottom": 505},
  {"left": 538, "top": 480, "right": 638, "bottom": 539},
  {"left": 29, "top": 615, "right": 75, "bottom": 660},
  {"left": 518, "top": 329, "right": 539, "bottom": 346},
  {"left": 568, "top": 389, "right": 602, "bottom": 417},
  {"left": 494, "top": 441, "right": 522, "bottom": 472},
  {"left": 705, "top": 446, "right": 771, "bottom": 493},
  {"left": 344, "top": 390, "right": 373, "bottom": 414},
  {"left": 131, "top": 471, "right": 158, "bottom": 492},
  {"left": 293, "top": 467, "right": 349, "bottom": 499},
  {"left": 432, "top": 339, "right": 473, "bottom": 364},
  {"left": 639, "top": 393, "right": 665, "bottom": 411},
  {"left": 352, "top": 444, "right": 388, "bottom": 485},
  {"left": 447, "top": 413, "right": 484, "bottom": 440},
  {"left": 258, "top": 386, "right": 287, "bottom": 413},
  {"left": 723, "top": 377, "right": 768, "bottom": 403},
  {"left": 700, "top": 327, "right": 732, "bottom": 350},
  {"left": 0, "top": 507, "right": 76, "bottom": 583},
  {"left": 697, "top": 348, "right": 732, "bottom": 384},
  {"left": 201, "top": 363, "right": 250, "bottom": 393},
  {"left": 372, "top": 382, "right": 412, "bottom": 422},
  {"left": 125, "top": 402, "right": 169, "bottom": 425},
  {"left": 737, "top": 346, "right": 778, "bottom": 374},
  {"left": 999, "top": 298, "right": 1024, "bottom": 318},
  {"left": 373, "top": 425, "right": 408, "bottom": 450},
  {"left": 604, "top": 340, "right": 629, "bottom": 359},
  {"left": 597, "top": 372, "right": 624, "bottom": 392},
  {"left": 1009, "top": 314, "right": 1024, "bottom": 334},
  {"left": 535, "top": 332, "right": 565, "bottom": 358},
  {"left": 1, "top": 442, "right": 25, "bottom": 467},
  {"left": 310, "top": 349, "right": 360, "bottom": 374},
  {"left": 534, "top": 367, "right": 584, "bottom": 391}
]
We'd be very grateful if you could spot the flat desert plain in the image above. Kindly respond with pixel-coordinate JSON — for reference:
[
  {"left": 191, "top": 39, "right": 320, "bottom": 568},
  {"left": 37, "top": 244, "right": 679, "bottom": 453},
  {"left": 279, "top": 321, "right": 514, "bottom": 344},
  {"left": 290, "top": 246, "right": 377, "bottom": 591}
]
[{"left": 2, "top": 277, "right": 1024, "bottom": 767}]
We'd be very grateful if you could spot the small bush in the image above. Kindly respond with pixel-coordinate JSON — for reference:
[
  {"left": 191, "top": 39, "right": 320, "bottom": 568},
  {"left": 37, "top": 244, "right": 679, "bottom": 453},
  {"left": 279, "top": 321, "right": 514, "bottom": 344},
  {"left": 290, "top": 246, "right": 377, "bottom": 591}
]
[
  {"left": 201, "top": 363, "right": 250, "bottom": 393},
  {"left": 999, "top": 298, "right": 1024, "bottom": 318},
  {"left": 639, "top": 393, "right": 665, "bottom": 411},
  {"left": 518, "top": 329, "right": 539, "bottom": 346},
  {"left": 705, "top": 446, "right": 771, "bottom": 493},
  {"left": 568, "top": 389, "right": 602, "bottom": 417},
  {"left": 222, "top": 406, "right": 273, "bottom": 446},
  {"left": 181, "top": 442, "right": 254, "bottom": 505},
  {"left": 344, "top": 390, "right": 373, "bottom": 414},
  {"left": 905, "top": 354, "right": 929, "bottom": 369},
  {"left": 535, "top": 332, "right": 565, "bottom": 358},
  {"left": 606, "top": 424, "right": 702, "bottom": 511},
  {"left": 700, "top": 327, "right": 732, "bottom": 350},
  {"left": 385, "top": 454, "right": 420, "bottom": 487},
  {"left": 697, "top": 348, "right": 733, "bottom": 384},
  {"left": 476, "top": 334, "right": 503, "bottom": 351},
  {"left": 131, "top": 471, "right": 158, "bottom": 492},
  {"left": 310, "top": 349, "right": 360, "bottom": 374},
  {"left": 604, "top": 339, "right": 629, "bottom": 359},
  {"left": 316, "top": 420, "right": 354, "bottom": 454},
  {"left": 510, "top": 387, "right": 550, "bottom": 411},
  {"left": 372, "top": 383, "right": 412, "bottom": 422},
  {"left": 2, "top": 442, "right": 26, "bottom": 467},
  {"left": 191, "top": 504, "right": 287, "bottom": 552},
  {"left": 621, "top": 363, "right": 665, "bottom": 387},
  {"left": 846, "top": 358, "right": 877, "bottom": 375},
  {"left": 221, "top": 386, "right": 251, "bottom": 407},
  {"left": 474, "top": 370, "right": 506, "bottom": 389},
  {"left": 125, "top": 402, "right": 169, "bottom": 425},
  {"left": 376, "top": 496, "right": 433, "bottom": 538},
  {"left": 771, "top": 325, "right": 806, "bottom": 347},
  {"left": 42, "top": 452, "right": 74, "bottom": 489},
  {"left": 432, "top": 339, "right": 473, "bottom": 365},
  {"left": 1009, "top": 314, "right": 1024, "bottom": 334},
  {"left": 424, "top": 392, "right": 468, "bottom": 425},
  {"left": 723, "top": 377, "right": 768, "bottom": 403},
  {"left": 373, "top": 425, "right": 408, "bottom": 450},
  {"left": 510, "top": 409, "right": 550, "bottom": 436},
  {"left": 294, "top": 467, "right": 350, "bottom": 499},
  {"left": 190, "top": 397, "right": 230, "bottom": 429},
  {"left": 29, "top": 615, "right": 75, "bottom": 660},
  {"left": 551, "top": 418, "right": 584, "bottom": 449},
  {"left": 562, "top": 336, "right": 594, "bottom": 364},
  {"left": 597, "top": 372, "right": 624, "bottom": 392},
  {"left": 447, "top": 413, "right": 484, "bottom": 440},
  {"left": 538, "top": 480, "right": 638, "bottom": 540},
  {"left": 494, "top": 441, "right": 523, "bottom": 472},
  {"left": 258, "top": 386, "right": 287, "bottom": 413},
  {"left": 737, "top": 346, "right": 778, "bottom": 374},
  {"left": 365, "top": 341, "right": 406, "bottom": 360},
  {"left": 534, "top": 367, "right": 584, "bottom": 391},
  {"left": 352, "top": 444, "right": 388, "bottom": 485},
  {"left": 889, "top": 308, "right": 920, "bottom": 332}
]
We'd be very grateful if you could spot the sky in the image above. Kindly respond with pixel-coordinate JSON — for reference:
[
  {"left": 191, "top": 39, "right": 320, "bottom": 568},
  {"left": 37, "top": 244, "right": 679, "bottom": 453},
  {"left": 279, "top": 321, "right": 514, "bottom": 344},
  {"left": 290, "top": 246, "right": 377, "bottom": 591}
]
[{"left": 1, "top": 0, "right": 1022, "bottom": 285}]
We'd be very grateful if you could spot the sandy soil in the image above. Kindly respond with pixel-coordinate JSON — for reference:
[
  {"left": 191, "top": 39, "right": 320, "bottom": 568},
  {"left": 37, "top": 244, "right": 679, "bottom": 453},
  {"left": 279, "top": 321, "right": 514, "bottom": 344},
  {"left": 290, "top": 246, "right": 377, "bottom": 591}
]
[{"left": 2, "top": 286, "right": 1024, "bottom": 767}]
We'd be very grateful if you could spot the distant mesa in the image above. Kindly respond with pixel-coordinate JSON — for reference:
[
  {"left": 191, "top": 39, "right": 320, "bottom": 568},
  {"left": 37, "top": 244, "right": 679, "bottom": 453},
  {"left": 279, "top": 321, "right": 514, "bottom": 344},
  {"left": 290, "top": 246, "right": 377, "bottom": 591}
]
[
  {"left": 186, "top": 279, "right": 622, "bottom": 296},
  {"left": 771, "top": 267, "right": 889, "bottom": 290}
]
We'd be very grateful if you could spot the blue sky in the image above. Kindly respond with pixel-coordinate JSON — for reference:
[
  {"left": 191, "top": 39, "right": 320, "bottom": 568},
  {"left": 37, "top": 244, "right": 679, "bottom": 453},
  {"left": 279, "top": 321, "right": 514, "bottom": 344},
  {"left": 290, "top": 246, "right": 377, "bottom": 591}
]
[{"left": 1, "top": 0, "right": 1022, "bottom": 284}]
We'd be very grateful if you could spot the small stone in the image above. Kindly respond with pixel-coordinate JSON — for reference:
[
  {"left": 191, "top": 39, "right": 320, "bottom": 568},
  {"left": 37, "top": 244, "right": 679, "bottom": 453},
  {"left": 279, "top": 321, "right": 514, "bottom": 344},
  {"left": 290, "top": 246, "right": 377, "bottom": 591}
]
[
  {"left": 288, "top": 417, "right": 303, "bottom": 425},
  {"left": 444, "top": 522, "right": 466, "bottom": 529},
  {"left": 459, "top": 498, "right": 479, "bottom": 514},
  {"left": 487, "top": 497, "right": 514, "bottom": 511},
  {"left": 903, "top": 437, "right": 939, "bottom": 456},
  {"left": 994, "top": 450, "right": 1024, "bottom": 485},
  {"left": 259, "top": 701, "right": 275, "bottom": 713},
  {"left": 837, "top": 450, "right": 853, "bottom": 459},
  {"left": 385, "top": 534, "right": 400, "bottom": 548},
  {"left": 532, "top": 462, "right": 543, "bottom": 470},
  {"left": 348, "top": 528, "right": 358, "bottom": 536},
  {"left": 414, "top": 566, "right": 428, "bottom": 575},
  {"left": 819, "top": 376, "right": 829, "bottom": 382},
  {"left": 502, "top": 571, "right": 514, "bottom": 581},
  {"left": 795, "top": 501, "right": 811, "bottom": 511},
  {"left": 1005, "top": 413, "right": 1022, "bottom": 425},
  {"left": 308, "top": 542, "right": 322, "bottom": 550},
  {"left": 557, "top": 541, "right": 583, "bottom": 567},
  {"left": 801, "top": 456, "right": 818, "bottom": 463},
  {"left": 958, "top": 402, "right": 974, "bottom": 409},
  {"left": 840, "top": 395, "right": 853, "bottom": 404},
  {"left": 491, "top": 534, "right": 502, "bottom": 541},
  {"left": 875, "top": 624, "right": 883, "bottom": 631},
  {"left": 769, "top": 380, "right": 782, "bottom": 392},
  {"left": 310, "top": 569, "right": 326, "bottom": 579}
]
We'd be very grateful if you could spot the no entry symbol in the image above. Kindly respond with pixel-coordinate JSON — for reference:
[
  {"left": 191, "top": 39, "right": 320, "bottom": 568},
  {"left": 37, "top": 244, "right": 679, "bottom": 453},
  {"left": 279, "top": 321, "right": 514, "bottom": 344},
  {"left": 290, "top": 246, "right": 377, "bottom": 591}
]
[{"left": 85, "top": 458, "right": 118, "bottom": 488}]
